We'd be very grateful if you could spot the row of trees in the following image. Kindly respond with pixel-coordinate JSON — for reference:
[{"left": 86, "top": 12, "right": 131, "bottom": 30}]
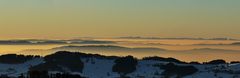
[
  {"left": 30, "top": 52, "right": 139, "bottom": 78},
  {"left": 17, "top": 71, "right": 85, "bottom": 78},
  {"left": 143, "top": 56, "right": 240, "bottom": 65},
  {"left": 0, "top": 54, "right": 40, "bottom": 64}
]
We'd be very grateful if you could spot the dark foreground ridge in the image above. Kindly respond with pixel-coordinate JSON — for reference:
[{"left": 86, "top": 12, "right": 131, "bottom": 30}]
[{"left": 0, "top": 51, "right": 239, "bottom": 78}]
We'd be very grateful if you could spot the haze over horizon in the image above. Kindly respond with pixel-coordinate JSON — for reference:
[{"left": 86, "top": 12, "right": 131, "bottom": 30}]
[
  {"left": 1, "top": 1, "right": 240, "bottom": 78},
  {"left": 0, "top": 0, "right": 239, "bottom": 39}
]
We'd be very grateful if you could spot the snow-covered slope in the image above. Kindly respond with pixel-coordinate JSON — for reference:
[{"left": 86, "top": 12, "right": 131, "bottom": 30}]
[
  {"left": 0, "top": 56, "right": 239, "bottom": 78},
  {"left": 0, "top": 58, "right": 44, "bottom": 77}
]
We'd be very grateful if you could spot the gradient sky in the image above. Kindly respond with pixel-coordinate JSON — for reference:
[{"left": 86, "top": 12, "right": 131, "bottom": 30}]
[{"left": 0, "top": 0, "right": 239, "bottom": 39}]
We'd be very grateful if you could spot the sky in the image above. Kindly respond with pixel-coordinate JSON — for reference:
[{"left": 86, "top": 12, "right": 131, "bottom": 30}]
[{"left": 0, "top": 0, "right": 239, "bottom": 39}]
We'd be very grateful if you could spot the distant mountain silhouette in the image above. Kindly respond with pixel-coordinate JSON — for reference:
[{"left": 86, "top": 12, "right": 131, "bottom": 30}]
[
  {"left": 194, "top": 43, "right": 226, "bottom": 46},
  {"left": 18, "top": 45, "right": 240, "bottom": 56},
  {"left": 36, "top": 41, "right": 67, "bottom": 44},
  {"left": 231, "top": 42, "right": 240, "bottom": 45},
  {"left": 70, "top": 40, "right": 116, "bottom": 44},
  {"left": 0, "top": 40, "right": 32, "bottom": 45},
  {"left": 118, "top": 36, "right": 237, "bottom": 40},
  {"left": 182, "top": 48, "right": 240, "bottom": 52},
  {"left": 0, "top": 39, "right": 117, "bottom": 45},
  {"left": 52, "top": 45, "right": 166, "bottom": 52},
  {"left": 194, "top": 42, "right": 240, "bottom": 46}
]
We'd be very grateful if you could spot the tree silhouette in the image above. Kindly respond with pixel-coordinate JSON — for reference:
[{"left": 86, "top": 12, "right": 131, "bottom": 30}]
[
  {"left": 161, "top": 63, "right": 198, "bottom": 78},
  {"left": 112, "top": 56, "right": 138, "bottom": 77}
]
